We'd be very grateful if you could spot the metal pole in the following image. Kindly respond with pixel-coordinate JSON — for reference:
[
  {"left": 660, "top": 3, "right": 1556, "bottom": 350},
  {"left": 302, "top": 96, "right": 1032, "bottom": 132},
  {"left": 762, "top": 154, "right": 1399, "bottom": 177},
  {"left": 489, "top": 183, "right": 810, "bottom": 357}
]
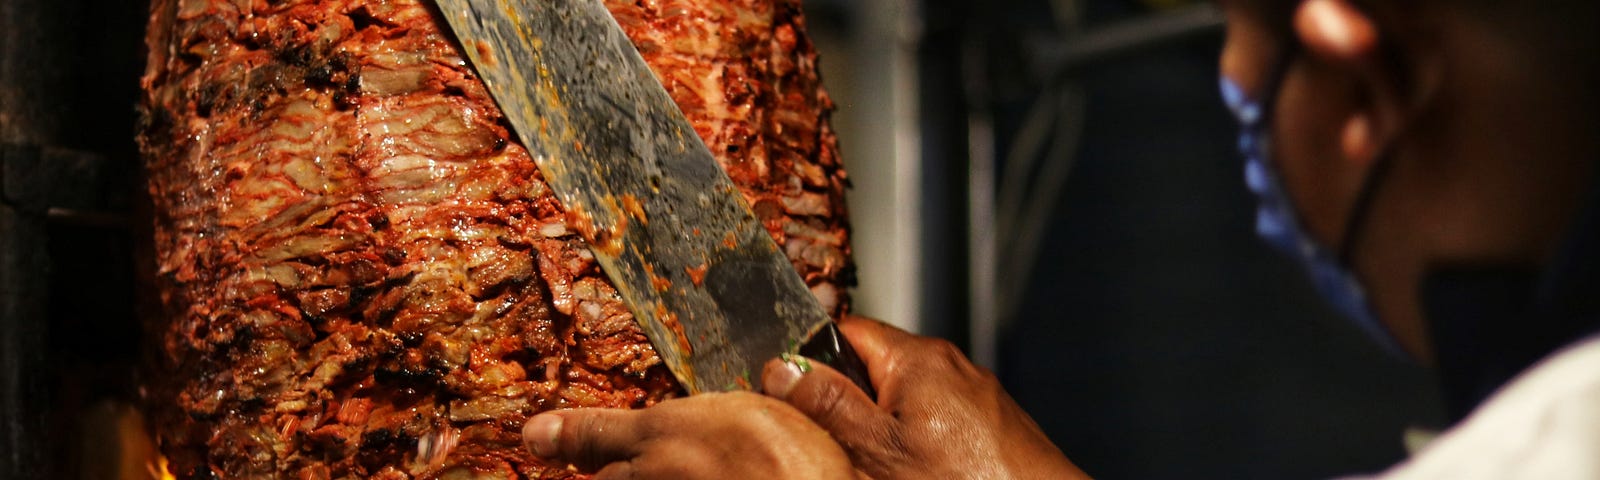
[
  {"left": 1, "top": 0, "right": 67, "bottom": 473},
  {"left": 0, "top": 200, "right": 51, "bottom": 480},
  {"left": 3, "top": 0, "right": 143, "bottom": 476}
]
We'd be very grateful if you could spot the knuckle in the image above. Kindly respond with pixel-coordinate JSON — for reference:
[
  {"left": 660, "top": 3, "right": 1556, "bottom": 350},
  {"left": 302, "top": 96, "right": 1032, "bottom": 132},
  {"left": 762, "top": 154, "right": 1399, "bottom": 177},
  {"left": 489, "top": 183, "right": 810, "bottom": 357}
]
[
  {"left": 878, "top": 423, "right": 914, "bottom": 459},
  {"left": 804, "top": 376, "right": 853, "bottom": 426},
  {"left": 720, "top": 391, "right": 770, "bottom": 412},
  {"left": 913, "top": 337, "right": 969, "bottom": 373},
  {"left": 564, "top": 412, "right": 630, "bottom": 471},
  {"left": 973, "top": 362, "right": 1000, "bottom": 383},
  {"left": 845, "top": 421, "right": 913, "bottom": 471},
  {"left": 656, "top": 443, "right": 719, "bottom": 478},
  {"left": 720, "top": 393, "right": 782, "bottom": 425},
  {"left": 570, "top": 416, "right": 607, "bottom": 468},
  {"left": 928, "top": 337, "right": 966, "bottom": 362},
  {"left": 593, "top": 460, "right": 637, "bottom": 480},
  {"left": 878, "top": 344, "right": 913, "bottom": 384},
  {"left": 631, "top": 406, "right": 667, "bottom": 439},
  {"left": 567, "top": 412, "right": 608, "bottom": 444}
]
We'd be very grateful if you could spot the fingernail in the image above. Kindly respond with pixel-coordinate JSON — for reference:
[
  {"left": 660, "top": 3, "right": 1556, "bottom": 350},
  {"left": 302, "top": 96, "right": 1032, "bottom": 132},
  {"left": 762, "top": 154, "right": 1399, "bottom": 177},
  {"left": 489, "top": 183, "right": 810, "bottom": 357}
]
[
  {"left": 523, "top": 414, "right": 562, "bottom": 458},
  {"left": 764, "top": 358, "right": 806, "bottom": 398}
]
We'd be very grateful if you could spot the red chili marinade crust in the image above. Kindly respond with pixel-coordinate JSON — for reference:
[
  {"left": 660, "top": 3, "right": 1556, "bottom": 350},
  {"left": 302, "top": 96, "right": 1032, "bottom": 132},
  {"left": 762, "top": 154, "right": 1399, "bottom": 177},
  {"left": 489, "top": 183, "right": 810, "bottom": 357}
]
[{"left": 136, "top": 0, "right": 853, "bottom": 478}]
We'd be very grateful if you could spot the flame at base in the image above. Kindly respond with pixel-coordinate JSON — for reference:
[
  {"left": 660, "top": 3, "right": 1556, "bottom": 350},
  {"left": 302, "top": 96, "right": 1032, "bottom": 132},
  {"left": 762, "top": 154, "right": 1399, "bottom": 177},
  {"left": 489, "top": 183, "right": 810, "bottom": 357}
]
[
  {"left": 90, "top": 401, "right": 172, "bottom": 480},
  {"left": 148, "top": 455, "right": 177, "bottom": 480}
]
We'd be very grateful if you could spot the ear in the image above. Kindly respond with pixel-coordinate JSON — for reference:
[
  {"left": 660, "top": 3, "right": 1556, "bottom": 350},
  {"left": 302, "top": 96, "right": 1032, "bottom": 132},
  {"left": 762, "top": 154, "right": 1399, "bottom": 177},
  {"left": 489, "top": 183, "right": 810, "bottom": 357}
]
[{"left": 1292, "top": 0, "right": 1409, "bottom": 168}]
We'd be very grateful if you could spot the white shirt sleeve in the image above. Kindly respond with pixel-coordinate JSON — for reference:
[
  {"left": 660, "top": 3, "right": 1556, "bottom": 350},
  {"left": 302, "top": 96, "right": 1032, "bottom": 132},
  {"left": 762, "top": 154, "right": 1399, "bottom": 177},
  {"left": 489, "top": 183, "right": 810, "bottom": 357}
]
[{"left": 1363, "top": 336, "right": 1600, "bottom": 480}]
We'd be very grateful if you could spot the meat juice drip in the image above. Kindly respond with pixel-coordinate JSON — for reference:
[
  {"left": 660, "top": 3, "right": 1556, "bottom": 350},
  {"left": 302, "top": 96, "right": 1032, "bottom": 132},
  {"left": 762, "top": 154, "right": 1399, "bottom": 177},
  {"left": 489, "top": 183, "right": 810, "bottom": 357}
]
[{"left": 137, "top": 0, "right": 853, "bottom": 478}]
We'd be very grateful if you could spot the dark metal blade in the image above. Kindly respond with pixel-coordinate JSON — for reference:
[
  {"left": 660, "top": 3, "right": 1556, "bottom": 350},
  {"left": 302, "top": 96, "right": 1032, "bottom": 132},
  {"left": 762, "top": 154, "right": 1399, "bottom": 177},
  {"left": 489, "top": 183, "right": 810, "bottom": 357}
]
[{"left": 435, "top": 0, "right": 833, "bottom": 394}]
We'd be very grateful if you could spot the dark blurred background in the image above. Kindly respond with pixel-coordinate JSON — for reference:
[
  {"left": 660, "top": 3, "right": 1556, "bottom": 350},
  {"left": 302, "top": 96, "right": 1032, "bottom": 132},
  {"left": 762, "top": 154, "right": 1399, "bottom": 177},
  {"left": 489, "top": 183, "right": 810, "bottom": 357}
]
[
  {"left": 2, "top": 0, "right": 1445, "bottom": 478},
  {"left": 3, "top": 0, "right": 150, "bottom": 478}
]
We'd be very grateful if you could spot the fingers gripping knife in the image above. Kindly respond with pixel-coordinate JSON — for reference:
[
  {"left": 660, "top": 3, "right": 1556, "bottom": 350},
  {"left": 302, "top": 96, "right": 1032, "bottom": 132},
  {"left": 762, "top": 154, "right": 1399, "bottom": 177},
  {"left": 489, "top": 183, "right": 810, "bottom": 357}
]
[{"left": 432, "top": 0, "right": 873, "bottom": 402}]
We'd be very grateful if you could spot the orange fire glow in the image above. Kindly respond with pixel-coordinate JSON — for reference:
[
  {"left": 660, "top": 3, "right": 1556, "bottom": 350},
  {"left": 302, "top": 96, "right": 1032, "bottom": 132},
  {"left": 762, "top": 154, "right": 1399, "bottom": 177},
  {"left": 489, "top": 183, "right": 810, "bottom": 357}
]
[{"left": 148, "top": 455, "right": 177, "bottom": 480}]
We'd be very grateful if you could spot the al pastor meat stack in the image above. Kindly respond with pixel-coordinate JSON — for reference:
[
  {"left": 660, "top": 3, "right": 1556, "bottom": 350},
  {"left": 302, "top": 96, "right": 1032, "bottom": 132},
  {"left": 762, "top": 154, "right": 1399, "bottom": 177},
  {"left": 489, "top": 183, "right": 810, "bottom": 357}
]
[{"left": 137, "top": 0, "right": 852, "bottom": 477}]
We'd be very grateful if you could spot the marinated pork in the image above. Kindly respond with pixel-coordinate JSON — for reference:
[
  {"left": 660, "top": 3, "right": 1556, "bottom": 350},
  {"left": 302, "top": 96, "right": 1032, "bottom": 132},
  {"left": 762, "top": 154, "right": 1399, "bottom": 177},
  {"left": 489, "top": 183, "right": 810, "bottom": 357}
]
[{"left": 137, "top": 0, "right": 852, "bottom": 477}]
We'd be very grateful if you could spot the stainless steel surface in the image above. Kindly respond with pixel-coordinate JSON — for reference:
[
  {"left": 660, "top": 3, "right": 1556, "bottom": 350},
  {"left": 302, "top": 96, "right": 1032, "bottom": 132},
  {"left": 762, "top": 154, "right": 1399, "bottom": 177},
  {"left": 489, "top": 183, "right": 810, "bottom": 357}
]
[{"left": 436, "top": 0, "right": 834, "bottom": 394}]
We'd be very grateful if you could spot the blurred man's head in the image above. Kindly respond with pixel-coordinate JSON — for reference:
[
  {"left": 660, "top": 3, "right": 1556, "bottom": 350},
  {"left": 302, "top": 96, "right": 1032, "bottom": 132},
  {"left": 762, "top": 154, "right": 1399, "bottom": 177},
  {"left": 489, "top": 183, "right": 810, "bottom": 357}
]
[{"left": 1216, "top": 0, "right": 1600, "bottom": 362}]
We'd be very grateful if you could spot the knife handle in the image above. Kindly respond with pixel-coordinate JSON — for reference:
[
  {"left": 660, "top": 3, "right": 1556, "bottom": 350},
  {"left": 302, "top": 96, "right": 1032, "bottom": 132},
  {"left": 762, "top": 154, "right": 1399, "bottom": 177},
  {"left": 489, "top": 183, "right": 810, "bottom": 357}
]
[{"left": 798, "top": 322, "right": 878, "bottom": 400}]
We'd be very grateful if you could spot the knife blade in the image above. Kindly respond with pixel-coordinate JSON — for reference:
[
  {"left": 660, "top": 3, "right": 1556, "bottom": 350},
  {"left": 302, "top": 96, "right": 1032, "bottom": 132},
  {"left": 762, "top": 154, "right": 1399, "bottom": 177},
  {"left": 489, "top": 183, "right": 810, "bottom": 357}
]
[{"left": 433, "top": 0, "right": 872, "bottom": 396}]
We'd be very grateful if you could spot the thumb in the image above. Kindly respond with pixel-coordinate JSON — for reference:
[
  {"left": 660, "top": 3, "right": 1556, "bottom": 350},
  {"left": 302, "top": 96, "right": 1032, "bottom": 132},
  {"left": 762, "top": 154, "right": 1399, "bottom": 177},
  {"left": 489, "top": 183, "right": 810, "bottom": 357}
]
[
  {"left": 523, "top": 408, "right": 647, "bottom": 472},
  {"left": 762, "top": 357, "right": 902, "bottom": 458}
]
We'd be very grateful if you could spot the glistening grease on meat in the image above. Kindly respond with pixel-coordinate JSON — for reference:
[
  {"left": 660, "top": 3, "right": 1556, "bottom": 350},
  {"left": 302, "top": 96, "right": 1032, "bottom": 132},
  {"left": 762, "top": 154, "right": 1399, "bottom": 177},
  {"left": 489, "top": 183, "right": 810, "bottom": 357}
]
[{"left": 137, "top": 0, "right": 853, "bottom": 478}]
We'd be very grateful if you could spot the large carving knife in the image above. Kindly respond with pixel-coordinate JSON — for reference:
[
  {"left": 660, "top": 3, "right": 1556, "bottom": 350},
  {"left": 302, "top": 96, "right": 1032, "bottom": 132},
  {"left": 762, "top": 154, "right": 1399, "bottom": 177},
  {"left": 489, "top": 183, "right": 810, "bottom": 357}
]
[{"left": 434, "top": 0, "right": 873, "bottom": 396}]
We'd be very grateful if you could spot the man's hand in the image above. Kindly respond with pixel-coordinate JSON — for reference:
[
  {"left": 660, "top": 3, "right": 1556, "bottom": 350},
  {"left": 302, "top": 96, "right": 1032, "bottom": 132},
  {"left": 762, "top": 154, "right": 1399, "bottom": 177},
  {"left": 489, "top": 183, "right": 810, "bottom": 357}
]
[
  {"left": 521, "top": 392, "right": 858, "bottom": 479},
  {"left": 762, "top": 315, "right": 1091, "bottom": 480}
]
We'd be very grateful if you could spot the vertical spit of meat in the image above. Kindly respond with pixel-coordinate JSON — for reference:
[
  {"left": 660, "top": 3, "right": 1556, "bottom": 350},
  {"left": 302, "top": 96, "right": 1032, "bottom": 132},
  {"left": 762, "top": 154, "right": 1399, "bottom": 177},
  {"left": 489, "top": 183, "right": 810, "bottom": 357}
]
[{"left": 136, "top": 0, "right": 853, "bottom": 477}]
